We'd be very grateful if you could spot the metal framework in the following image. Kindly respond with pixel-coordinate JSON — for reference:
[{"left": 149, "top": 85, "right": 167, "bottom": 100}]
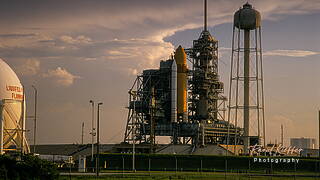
[
  {"left": 123, "top": 0, "right": 243, "bottom": 148},
  {"left": 123, "top": 61, "right": 200, "bottom": 146},
  {"left": 186, "top": 29, "right": 241, "bottom": 145},
  {"left": 0, "top": 99, "right": 30, "bottom": 154},
  {"left": 123, "top": 75, "right": 149, "bottom": 144},
  {"left": 227, "top": 4, "right": 265, "bottom": 154}
]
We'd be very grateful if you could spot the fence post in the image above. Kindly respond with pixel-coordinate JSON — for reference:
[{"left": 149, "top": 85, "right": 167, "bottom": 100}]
[
  {"left": 122, "top": 156, "right": 124, "bottom": 176},
  {"left": 249, "top": 158, "right": 251, "bottom": 171},
  {"left": 224, "top": 157, "right": 227, "bottom": 179},
  {"left": 270, "top": 159, "right": 273, "bottom": 174},
  {"left": 175, "top": 157, "right": 177, "bottom": 174},
  {"left": 294, "top": 161, "right": 297, "bottom": 179}
]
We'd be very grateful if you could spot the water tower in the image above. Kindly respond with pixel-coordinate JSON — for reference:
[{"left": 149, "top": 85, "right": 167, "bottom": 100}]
[
  {"left": 227, "top": 3, "right": 265, "bottom": 154},
  {"left": 0, "top": 58, "right": 30, "bottom": 154}
]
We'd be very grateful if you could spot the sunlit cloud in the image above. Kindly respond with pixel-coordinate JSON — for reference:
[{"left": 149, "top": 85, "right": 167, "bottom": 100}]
[
  {"left": 43, "top": 67, "right": 80, "bottom": 87},
  {"left": 264, "top": 49, "right": 320, "bottom": 57},
  {"left": 15, "top": 59, "right": 40, "bottom": 76},
  {"left": 59, "top": 35, "right": 92, "bottom": 45}
]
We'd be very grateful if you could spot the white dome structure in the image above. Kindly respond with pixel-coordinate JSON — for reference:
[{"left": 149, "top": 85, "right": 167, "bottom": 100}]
[{"left": 0, "top": 58, "right": 29, "bottom": 154}]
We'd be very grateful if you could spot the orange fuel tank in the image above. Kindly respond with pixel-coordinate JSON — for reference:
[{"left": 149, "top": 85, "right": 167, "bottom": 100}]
[{"left": 174, "top": 45, "right": 188, "bottom": 121}]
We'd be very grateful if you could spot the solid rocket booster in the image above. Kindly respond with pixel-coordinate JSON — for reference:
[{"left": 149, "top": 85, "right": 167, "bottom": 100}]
[
  {"left": 174, "top": 45, "right": 188, "bottom": 121},
  {"left": 171, "top": 60, "right": 177, "bottom": 123}
]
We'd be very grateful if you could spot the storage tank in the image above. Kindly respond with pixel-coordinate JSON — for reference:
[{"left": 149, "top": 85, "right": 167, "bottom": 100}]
[{"left": 0, "top": 58, "right": 29, "bottom": 154}]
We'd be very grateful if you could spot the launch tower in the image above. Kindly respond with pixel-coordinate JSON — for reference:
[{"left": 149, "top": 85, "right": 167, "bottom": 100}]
[
  {"left": 186, "top": 0, "right": 229, "bottom": 145},
  {"left": 123, "top": 0, "right": 242, "bottom": 150}
]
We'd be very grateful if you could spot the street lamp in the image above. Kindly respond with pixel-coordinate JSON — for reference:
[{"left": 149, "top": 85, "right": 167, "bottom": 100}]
[
  {"left": 89, "top": 100, "right": 95, "bottom": 167},
  {"left": 129, "top": 90, "right": 137, "bottom": 172},
  {"left": 96, "top": 102, "right": 103, "bottom": 177},
  {"left": 31, "top": 85, "right": 37, "bottom": 154}
]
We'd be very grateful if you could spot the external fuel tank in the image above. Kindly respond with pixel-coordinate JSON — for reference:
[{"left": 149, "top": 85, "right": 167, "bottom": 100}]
[{"left": 174, "top": 46, "right": 188, "bottom": 121}]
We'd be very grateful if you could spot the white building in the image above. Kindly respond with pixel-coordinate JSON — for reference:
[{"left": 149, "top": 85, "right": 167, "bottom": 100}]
[{"left": 290, "top": 137, "right": 317, "bottom": 149}]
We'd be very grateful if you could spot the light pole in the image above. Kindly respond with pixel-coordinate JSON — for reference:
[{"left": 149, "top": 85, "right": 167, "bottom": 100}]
[
  {"left": 81, "top": 122, "right": 84, "bottom": 145},
  {"left": 130, "top": 91, "right": 137, "bottom": 172},
  {"left": 89, "top": 100, "right": 95, "bottom": 167},
  {"left": 31, "top": 85, "right": 37, "bottom": 154},
  {"left": 96, "top": 102, "right": 103, "bottom": 177}
]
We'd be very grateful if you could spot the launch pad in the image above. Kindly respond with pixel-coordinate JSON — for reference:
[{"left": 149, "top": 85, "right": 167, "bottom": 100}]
[{"left": 123, "top": 1, "right": 265, "bottom": 154}]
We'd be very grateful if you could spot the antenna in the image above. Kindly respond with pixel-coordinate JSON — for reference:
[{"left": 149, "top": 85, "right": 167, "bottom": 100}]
[
  {"left": 204, "top": 0, "right": 207, "bottom": 31},
  {"left": 281, "top": 124, "right": 283, "bottom": 145}
]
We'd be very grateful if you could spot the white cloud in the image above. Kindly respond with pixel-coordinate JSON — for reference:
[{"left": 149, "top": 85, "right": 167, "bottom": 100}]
[
  {"left": 128, "top": 68, "right": 138, "bottom": 76},
  {"left": 59, "top": 35, "right": 92, "bottom": 45},
  {"left": 16, "top": 59, "right": 40, "bottom": 76},
  {"left": 84, "top": 57, "right": 97, "bottom": 61},
  {"left": 264, "top": 49, "right": 320, "bottom": 57},
  {"left": 43, "top": 67, "right": 80, "bottom": 87},
  {"left": 104, "top": 38, "right": 174, "bottom": 68}
]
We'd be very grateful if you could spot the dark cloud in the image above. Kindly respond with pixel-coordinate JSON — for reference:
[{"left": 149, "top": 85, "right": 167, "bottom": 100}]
[{"left": 0, "top": 33, "right": 36, "bottom": 38}]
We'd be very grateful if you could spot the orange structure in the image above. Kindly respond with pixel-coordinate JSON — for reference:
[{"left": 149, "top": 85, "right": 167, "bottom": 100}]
[{"left": 174, "top": 46, "right": 188, "bottom": 121}]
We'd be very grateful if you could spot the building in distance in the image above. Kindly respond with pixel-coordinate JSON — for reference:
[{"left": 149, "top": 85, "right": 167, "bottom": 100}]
[{"left": 290, "top": 137, "right": 317, "bottom": 149}]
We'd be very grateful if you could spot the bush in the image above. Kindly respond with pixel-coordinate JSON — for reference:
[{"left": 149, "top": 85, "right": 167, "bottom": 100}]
[{"left": 0, "top": 154, "right": 59, "bottom": 180}]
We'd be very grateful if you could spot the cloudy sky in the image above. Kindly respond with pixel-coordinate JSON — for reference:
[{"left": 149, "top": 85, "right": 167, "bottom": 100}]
[{"left": 1, "top": 0, "right": 320, "bottom": 146}]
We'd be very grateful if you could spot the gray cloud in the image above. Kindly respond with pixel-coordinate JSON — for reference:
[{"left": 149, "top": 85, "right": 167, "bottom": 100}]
[{"left": 0, "top": 33, "right": 36, "bottom": 38}]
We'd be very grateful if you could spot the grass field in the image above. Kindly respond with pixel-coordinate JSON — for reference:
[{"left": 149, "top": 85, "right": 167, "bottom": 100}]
[{"left": 59, "top": 171, "right": 320, "bottom": 180}]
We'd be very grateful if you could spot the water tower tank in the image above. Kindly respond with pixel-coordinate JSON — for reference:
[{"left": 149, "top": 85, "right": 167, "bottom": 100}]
[
  {"left": 234, "top": 3, "right": 261, "bottom": 30},
  {"left": 0, "top": 58, "right": 27, "bottom": 152}
]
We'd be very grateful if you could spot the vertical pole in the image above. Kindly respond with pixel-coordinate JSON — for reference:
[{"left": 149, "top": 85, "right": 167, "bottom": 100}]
[
  {"left": 0, "top": 101, "right": 3, "bottom": 155},
  {"left": 318, "top": 110, "right": 320, "bottom": 158},
  {"left": 234, "top": 25, "right": 241, "bottom": 153},
  {"left": 234, "top": 24, "right": 241, "bottom": 154},
  {"left": 281, "top": 124, "right": 284, "bottom": 145},
  {"left": 202, "top": 124, "right": 205, "bottom": 146},
  {"left": 227, "top": 25, "right": 236, "bottom": 156},
  {"left": 96, "top": 105, "right": 99, "bottom": 176},
  {"left": 81, "top": 122, "right": 84, "bottom": 145},
  {"left": 318, "top": 111, "right": 320, "bottom": 176},
  {"left": 175, "top": 156, "right": 177, "bottom": 173},
  {"left": 122, "top": 156, "right": 124, "bottom": 175},
  {"left": 150, "top": 88, "right": 155, "bottom": 153},
  {"left": 204, "top": 0, "right": 207, "bottom": 31},
  {"left": 96, "top": 102, "right": 102, "bottom": 177},
  {"left": 248, "top": 159, "right": 251, "bottom": 174},
  {"left": 89, "top": 100, "right": 95, "bottom": 167},
  {"left": 32, "top": 85, "right": 37, "bottom": 154},
  {"left": 255, "top": 28, "right": 261, "bottom": 144},
  {"left": 22, "top": 86, "right": 27, "bottom": 154},
  {"left": 132, "top": 95, "right": 136, "bottom": 172},
  {"left": 259, "top": 27, "right": 266, "bottom": 148},
  {"left": 243, "top": 29, "right": 250, "bottom": 154},
  {"left": 224, "top": 158, "right": 227, "bottom": 179}
]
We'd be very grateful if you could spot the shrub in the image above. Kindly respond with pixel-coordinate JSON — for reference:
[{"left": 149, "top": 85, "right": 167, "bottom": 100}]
[{"left": 0, "top": 154, "right": 59, "bottom": 180}]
